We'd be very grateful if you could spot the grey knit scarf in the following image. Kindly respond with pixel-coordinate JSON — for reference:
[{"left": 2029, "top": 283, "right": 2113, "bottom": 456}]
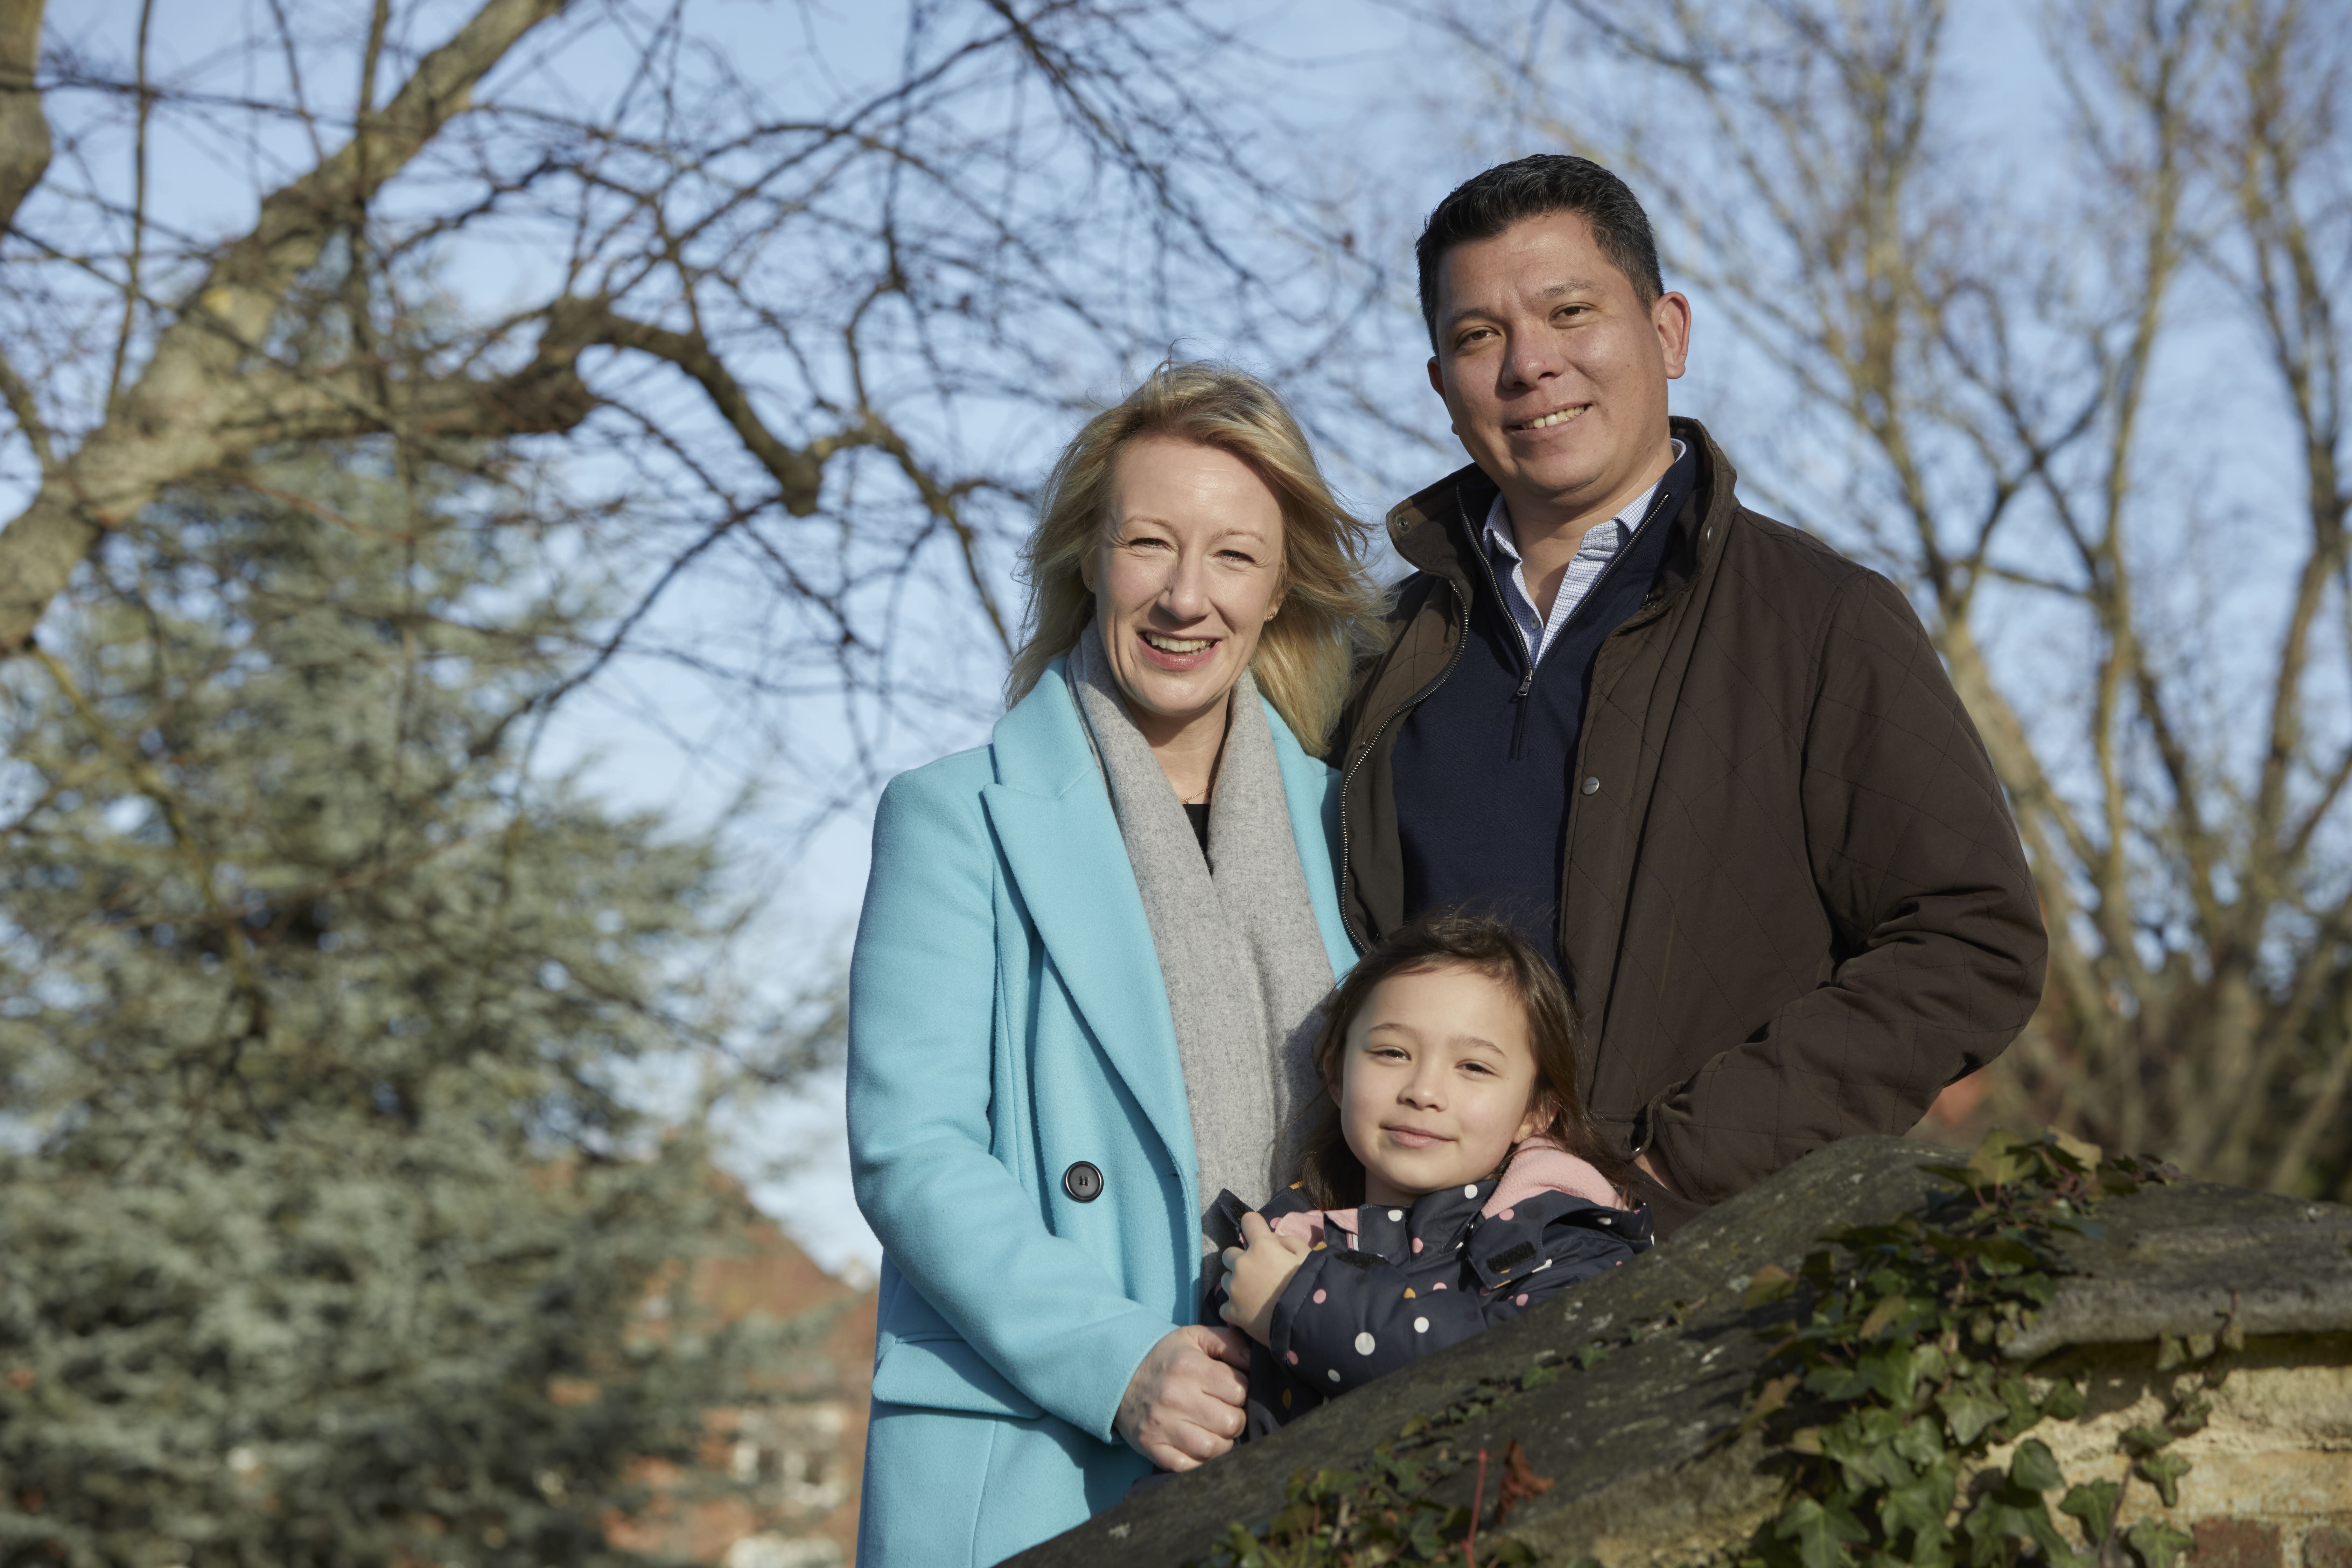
[{"left": 1068, "top": 625, "right": 1335, "bottom": 1254}]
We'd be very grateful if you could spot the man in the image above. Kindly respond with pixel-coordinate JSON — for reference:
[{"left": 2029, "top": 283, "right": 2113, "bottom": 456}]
[{"left": 1331, "top": 154, "right": 2046, "bottom": 1236}]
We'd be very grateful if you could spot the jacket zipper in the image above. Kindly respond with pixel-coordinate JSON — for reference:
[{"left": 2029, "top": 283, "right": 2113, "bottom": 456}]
[
  {"left": 1466, "top": 533, "right": 1539, "bottom": 761},
  {"left": 1490, "top": 481, "right": 1679, "bottom": 760},
  {"left": 1336, "top": 574, "right": 1471, "bottom": 951}
]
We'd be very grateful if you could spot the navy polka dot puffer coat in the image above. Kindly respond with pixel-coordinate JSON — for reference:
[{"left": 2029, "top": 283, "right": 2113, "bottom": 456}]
[{"left": 1204, "top": 1147, "right": 1652, "bottom": 1435}]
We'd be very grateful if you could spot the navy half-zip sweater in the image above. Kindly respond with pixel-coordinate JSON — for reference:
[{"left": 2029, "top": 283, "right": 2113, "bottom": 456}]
[{"left": 1390, "top": 444, "right": 1699, "bottom": 969}]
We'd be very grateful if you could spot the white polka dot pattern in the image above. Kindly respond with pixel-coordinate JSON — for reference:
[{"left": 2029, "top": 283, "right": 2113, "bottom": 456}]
[
  {"left": 1413, "top": 1317, "right": 1429, "bottom": 1334},
  {"left": 1354, "top": 1332, "right": 1376, "bottom": 1354}
]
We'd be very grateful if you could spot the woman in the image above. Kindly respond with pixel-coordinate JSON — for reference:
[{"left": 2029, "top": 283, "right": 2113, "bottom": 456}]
[{"left": 847, "top": 363, "right": 1377, "bottom": 1565}]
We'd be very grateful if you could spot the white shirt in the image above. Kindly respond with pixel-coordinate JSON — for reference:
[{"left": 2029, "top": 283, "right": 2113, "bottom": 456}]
[{"left": 1479, "top": 438, "right": 1686, "bottom": 668}]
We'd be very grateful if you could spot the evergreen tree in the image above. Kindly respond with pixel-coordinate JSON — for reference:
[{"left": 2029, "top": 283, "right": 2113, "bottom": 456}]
[{"left": 0, "top": 454, "right": 778, "bottom": 1566}]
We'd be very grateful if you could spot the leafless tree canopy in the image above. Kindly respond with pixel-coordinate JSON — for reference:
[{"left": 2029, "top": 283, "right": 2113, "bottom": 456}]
[
  {"left": 1444, "top": 0, "right": 2352, "bottom": 1193},
  {"left": 10, "top": 0, "right": 2350, "bottom": 1196},
  {"left": 0, "top": 0, "right": 1373, "bottom": 822}
]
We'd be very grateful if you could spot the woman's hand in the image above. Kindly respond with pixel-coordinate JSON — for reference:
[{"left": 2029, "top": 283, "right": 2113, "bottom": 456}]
[
  {"left": 1115, "top": 1324, "right": 1251, "bottom": 1472},
  {"left": 1217, "top": 1211, "right": 1310, "bottom": 1345}
]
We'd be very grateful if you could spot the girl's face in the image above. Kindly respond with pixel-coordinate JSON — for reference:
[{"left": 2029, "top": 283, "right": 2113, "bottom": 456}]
[{"left": 1336, "top": 965, "right": 1549, "bottom": 1209}]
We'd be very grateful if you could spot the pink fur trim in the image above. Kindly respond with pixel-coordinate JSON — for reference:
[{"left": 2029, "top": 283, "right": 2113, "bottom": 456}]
[{"left": 1485, "top": 1137, "right": 1623, "bottom": 1212}]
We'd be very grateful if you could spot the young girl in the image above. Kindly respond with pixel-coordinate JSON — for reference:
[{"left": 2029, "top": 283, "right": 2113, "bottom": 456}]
[{"left": 1208, "top": 911, "right": 1651, "bottom": 1429}]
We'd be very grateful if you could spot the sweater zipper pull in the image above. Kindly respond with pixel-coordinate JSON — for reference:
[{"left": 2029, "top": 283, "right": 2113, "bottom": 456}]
[{"left": 1510, "top": 665, "right": 1534, "bottom": 760}]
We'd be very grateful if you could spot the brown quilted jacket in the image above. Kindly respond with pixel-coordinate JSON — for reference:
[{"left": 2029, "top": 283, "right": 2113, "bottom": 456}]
[{"left": 1331, "top": 418, "right": 2047, "bottom": 1235}]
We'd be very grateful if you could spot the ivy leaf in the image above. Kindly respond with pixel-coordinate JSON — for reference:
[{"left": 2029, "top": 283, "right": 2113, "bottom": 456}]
[
  {"left": 1944, "top": 1234, "right": 2042, "bottom": 1272},
  {"left": 1961, "top": 1479, "right": 2072, "bottom": 1567},
  {"left": 2118, "top": 1424, "right": 2173, "bottom": 1458},
  {"left": 1859, "top": 1294, "right": 1910, "bottom": 1340},
  {"left": 1776, "top": 1494, "right": 1869, "bottom": 1568},
  {"left": 1806, "top": 1363, "right": 1875, "bottom": 1402},
  {"left": 2127, "top": 1521, "right": 2196, "bottom": 1568},
  {"left": 1744, "top": 1372, "right": 1801, "bottom": 1433},
  {"left": 1878, "top": 1466, "right": 1957, "bottom": 1555},
  {"left": 1966, "top": 1129, "right": 2034, "bottom": 1191},
  {"left": 1938, "top": 1384, "right": 2007, "bottom": 1445},
  {"left": 2136, "top": 1449, "right": 2193, "bottom": 1508},
  {"left": 1212, "top": 1520, "right": 1269, "bottom": 1568},
  {"left": 1891, "top": 1417, "right": 1946, "bottom": 1470},
  {"left": 2039, "top": 1379, "right": 2086, "bottom": 1422},
  {"left": 2058, "top": 1479, "right": 2122, "bottom": 1544},
  {"left": 1988, "top": 1376, "right": 2045, "bottom": 1442},
  {"left": 1825, "top": 1413, "right": 1913, "bottom": 1493},
  {"left": 2050, "top": 1130, "right": 2104, "bottom": 1171},
  {"left": 1868, "top": 1345, "right": 1922, "bottom": 1408},
  {"left": 2008, "top": 1437, "right": 2064, "bottom": 1492}
]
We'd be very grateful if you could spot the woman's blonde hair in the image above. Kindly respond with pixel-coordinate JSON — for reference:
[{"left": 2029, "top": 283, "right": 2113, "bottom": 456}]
[{"left": 1007, "top": 362, "right": 1380, "bottom": 754}]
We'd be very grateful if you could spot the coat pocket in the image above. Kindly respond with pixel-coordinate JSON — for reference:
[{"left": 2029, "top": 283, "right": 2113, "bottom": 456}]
[{"left": 870, "top": 1334, "right": 1044, "bottom": 1420}]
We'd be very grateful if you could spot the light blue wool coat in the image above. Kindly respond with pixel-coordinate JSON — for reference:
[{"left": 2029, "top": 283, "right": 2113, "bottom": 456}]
[{"left": 847, "top": 659, "right": 1356, "bottom": 1567}]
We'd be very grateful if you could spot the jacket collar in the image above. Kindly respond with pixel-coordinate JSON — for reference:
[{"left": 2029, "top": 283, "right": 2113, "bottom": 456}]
[
  {"left": 1385, "top": 415, "right": 1740, "bottom": 605},
  {"left": 986, "top": 656, "right": 1103, "bottom": 797}
]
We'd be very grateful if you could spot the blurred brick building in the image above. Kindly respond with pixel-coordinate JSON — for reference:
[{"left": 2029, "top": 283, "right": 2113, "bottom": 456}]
[{"left": 609, "top": 1178, "right": 877, "bottom": 1568}]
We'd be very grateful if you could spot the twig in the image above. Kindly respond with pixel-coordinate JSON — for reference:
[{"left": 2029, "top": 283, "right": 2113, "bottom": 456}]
[{"left": 1464, "top": 1446, "right": 1489, "bottom": 1566}]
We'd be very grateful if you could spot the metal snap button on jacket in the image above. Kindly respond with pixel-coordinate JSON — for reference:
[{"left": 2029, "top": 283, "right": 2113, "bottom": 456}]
[
  {"left": 1062, "top": 1161, "right": 1104, "bottom": 1202},
  {"left": 1581, "top": 775, "right": 1601, "bottom": 795}
]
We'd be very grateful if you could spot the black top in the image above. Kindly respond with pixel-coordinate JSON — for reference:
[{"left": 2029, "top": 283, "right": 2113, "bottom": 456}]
[
  {"left": 1388, "top": 445, "right": 1698, "bottom": 968},
  {"left": 1183, "top": 801, "right": 1211, "bottom": 861}
]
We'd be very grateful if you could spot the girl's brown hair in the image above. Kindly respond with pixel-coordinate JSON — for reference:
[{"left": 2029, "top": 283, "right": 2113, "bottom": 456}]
[
  {"left": 1005, "top": 361, "right": 1381, "bottom": 755},
  {"left": 1292, "top": 910, "right": 1632, "bottom": 1208}
]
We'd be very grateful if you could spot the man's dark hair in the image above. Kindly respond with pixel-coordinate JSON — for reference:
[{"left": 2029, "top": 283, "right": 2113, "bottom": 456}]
[{"left": 1415, "top": 154, "right": 1664, "bottom": 345}]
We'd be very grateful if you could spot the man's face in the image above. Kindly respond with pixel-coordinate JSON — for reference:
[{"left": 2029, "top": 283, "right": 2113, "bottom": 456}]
[{"left": 1426, "top": 210, "right": 1689, "bottom": 525}]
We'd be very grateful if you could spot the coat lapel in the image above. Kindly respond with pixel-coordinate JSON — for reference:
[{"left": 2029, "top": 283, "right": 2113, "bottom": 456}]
[{"left": 982, "top": 664, "right": 1197, "bottom": 1182}]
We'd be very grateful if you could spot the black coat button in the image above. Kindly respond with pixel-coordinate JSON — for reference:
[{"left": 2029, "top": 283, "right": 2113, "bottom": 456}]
[{"left": 1062, "top": 1162, "right": 1104, "bottom": 1202}]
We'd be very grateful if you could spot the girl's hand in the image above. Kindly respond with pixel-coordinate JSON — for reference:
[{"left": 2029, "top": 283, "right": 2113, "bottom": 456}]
[
  {"left": 1115, "top": 1325, "right": 1251, "bottom": 1471},
  {"left": 1217, "top": 1211, "right": 1310, "bottom": 1345}
]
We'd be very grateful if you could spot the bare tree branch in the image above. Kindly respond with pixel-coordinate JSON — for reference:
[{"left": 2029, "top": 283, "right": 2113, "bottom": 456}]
[
  {"left": 0, "top": 0, "right": 48, "bottom": 235},
  {"left": 0, "top": 0, "right": 569, "bottom": 652}
]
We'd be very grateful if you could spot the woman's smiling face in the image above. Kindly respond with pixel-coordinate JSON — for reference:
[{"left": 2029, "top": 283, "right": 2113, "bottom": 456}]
[
  {"left": 1337, "top": 964, "right": 1549, "bottom": 1208},
  {"left": 1082, "top": 435, "right": 1285, "bottom": 750}
]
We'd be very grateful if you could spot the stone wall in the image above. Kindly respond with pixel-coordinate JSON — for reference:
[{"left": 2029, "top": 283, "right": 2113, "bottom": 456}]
[{"left": 1010, "top": 1138, "right": 2352, "bottom": 1568}]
